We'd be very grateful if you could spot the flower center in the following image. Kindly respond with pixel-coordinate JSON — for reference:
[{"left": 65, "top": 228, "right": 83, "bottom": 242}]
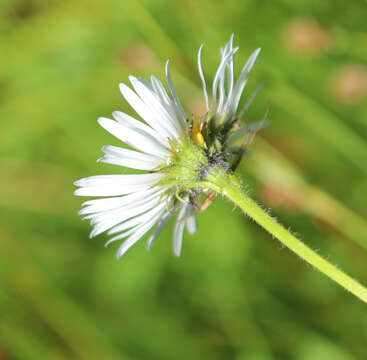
[{"left": 159, "top": 139, "right": 208, "bottom": 190}]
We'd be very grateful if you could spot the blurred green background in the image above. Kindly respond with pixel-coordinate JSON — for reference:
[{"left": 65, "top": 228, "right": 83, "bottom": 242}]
[{"left": 1, "top": 0, "right": 367, "bottom": 359}]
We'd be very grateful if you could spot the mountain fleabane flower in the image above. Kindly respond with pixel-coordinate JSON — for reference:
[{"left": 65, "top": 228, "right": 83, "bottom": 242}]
[
  {"left": 74, "top": 35, "right": 261, "bottom": 258},
  {"left": 74, "top": 36, "right": 367, "bottom": 305}
]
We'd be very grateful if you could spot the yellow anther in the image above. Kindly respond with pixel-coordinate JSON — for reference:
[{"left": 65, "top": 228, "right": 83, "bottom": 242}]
[{"left": 193, "top": 119, "right": 207, "bottom": 149}]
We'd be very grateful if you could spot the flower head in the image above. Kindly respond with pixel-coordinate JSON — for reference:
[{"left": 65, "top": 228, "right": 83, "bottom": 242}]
[{"left": 74, "top": 35, "right": 262, "bottom": 258}]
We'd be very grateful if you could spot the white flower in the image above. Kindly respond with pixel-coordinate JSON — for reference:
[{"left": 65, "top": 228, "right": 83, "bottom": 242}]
[
  {"left": 74, "top": 62, "right": 198, "bottom": 258},
  {"left": 74, "top": 35, "right": 261, "bottom": 258}
]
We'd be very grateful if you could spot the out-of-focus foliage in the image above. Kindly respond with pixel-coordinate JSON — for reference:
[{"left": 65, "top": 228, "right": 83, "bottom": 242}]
[{"left": 1, "top": 0, "right": 367, "bottom": 359}]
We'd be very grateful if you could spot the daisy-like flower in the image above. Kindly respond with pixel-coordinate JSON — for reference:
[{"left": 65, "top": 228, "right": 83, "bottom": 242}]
[{"left": 74, "top": 35, "right": 261, "bottom": 258}]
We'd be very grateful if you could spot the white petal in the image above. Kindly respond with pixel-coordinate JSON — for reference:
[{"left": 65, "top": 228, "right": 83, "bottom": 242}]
[
  {"left": 228, "top": 47, "right": 261, "bottom": 116},
  {"left": 105, "top": 204, "right": 167, "bottom": 247},
  {"left": 75, "top": 184, "right": 151, "bottom": 197},
  {"left": 186, "top": 212, "right": 197, "bottom": 235},
  {"left": 226, "top": 34, "right": 235, "bottom": 105},
  {"left": 173, "top": 202, "right": 189, "bottom": 257},
  {"left": 165, "top": 60, "right": 187, "bottom": 125},
  {"left": 129, "top": 76, "right": 183, "bottom": 138},
  {"left": 98, "top": 145, "right": 164, "bottom": 170},
  {"left": 151, "top": 75, "right": 171, "bottom": 105},
  {"left": 216, "top": 41, "right": 231, "bottom": 115},
  {"left": 137, "top": 77, "right": 153, "bottom": 90},
  {"left": 98, "top": 117, "right": 169, "bottom": 158},
  {"left": 74, "top": 173, "right": 164, "bottom": 187},
  {"left": 212, "top": 47, "right": 239, "bottom": 112},
  {"left": 86, "top": 190, "right": 166, "bottom": 224},
  {"left": 147, "top": 211, "right": 173, "bottom": 250},
  {"left": 105, "top": 207, "right": 163, "bottom": 247},
  {"left": 105, "top": 223, "right": 141, "bottom": 247},
  {"left": 98, "top": 155, "right": 156, "bottom": 171},
  {"left": 197, "top": 44, "right": 209, "bottom": 112},
  {"left": 89, "top": 194, "right": 168, "bottom": 237},
  {"left": 112, "top": 111, "right": 169, "bottom": 148},
  {"left": 119, "top": 82, "right": 172, "bottom": 139},
  {"left": 116, "top": 210, "right": 165, "bottom": 258},
  {"left": 217, "top": 36, "right": 236, "bottom": 117},
  {"left": 217, "top": 69, "right": 226, "bottom": 116},
  {"left": 74, "top": 173, "right": 164, "bottom": 197},
  {"left": 107, "top": 200, "right": 167, "bottom": 236},
  {"left": 150, "top": 75, "right": 187, "bottom": 130},
  {"left": 79, "top": 187, "right": 164, "bottom": 215}
]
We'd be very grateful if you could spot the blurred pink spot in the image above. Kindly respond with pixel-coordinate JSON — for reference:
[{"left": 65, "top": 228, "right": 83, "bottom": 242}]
[
  {"left": 329, "top": 65, "right": 367, "bottom": 105},
  {"left": 119, "top": 44, "right": 158, "bottom": 70},
  {"left": 283, "top": 18, "right": 330, "bottom": 56},
  {"left": 260, "top": 184, "right": 303, "bottom": 211}
]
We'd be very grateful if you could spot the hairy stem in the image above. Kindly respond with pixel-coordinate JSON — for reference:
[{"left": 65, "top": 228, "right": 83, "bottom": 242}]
[{"left": 204, "top": 167, "right": 367, "bottom": 304}]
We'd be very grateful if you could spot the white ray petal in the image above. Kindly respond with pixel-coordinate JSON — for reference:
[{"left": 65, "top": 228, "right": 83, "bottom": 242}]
[
  {"left": 228, "top": 47, "right": 261, "bottom": 115},
  {"left": 150, "top": 75, "right": 187, "bottom": 130},
  {"left": 217, "top": 69, "right": 226, "bottom": 116},
  {"left": 137, "top": 77, "right": 153, "bottom": 90},
  {"left": 165, "top": 60, "right": 187, "bottom": 124},
  {"left": 98, "top": 155, "right": 158, "bottom": 171},
  {"left": 79, "top": 187, "right": 164, "bottom": 215},
  {"left": 98, "top": 145, "right": 164, "bottom": 170},
  {"left": 107, "top": 200, "right": 168, "bottom": 236},
  {"left": 89, "top": 194, "right": 167, "bottom": 238},
  {"left": 197, "top": 44, "right": 209, "bottom": 112},
  {"left": 86, "top": 190, "right": 166, "bottom": 224},
  {"left": 217, "top": 39, "right": 233, "bottom": 115},
  {"left": 112, "top": 111, "right": 169, "bottom": 148},
  {"left": 75, "top": 184, "right": 151, "bottom": 197},
  {"left": 151, "top": 75, "right": 171, "bottom": 104},
  {"left": 186, "top": 213, "right": 197, "bottom": 235},
  {"left": 129, "top": 76, "right": 183, "bottom": 138},
  {"left": 212, "top": 47, "right": 239, "bottom": 111},
  {"left": 226, "top": 34, "right": 235, "bottom": 104},
  {"left": 104, "top": 204, "right": 168, "bottom": 247},
  {"left": 75, "top": 175, "right": 164, "bottom": 198},
  {"left": 74, "top": 173, "right": 164, "bottom": 187},
  {"left": 119, "top": 82, "right": 172, "bottom": 139},
  {"left": 98, "top": 117, "right": 170, "bottom": 158},
  {"left": 105, "top": 223, "right": 141, "bottom": 247},
  {"left": 147, "top": 211, "right": 173, "bottom": 250},
  {"left": 173, "top": 202, "right": 189, "bottom": 257},
  {"left": 116, "top": 210, "right": 165, "bottom": 258}
]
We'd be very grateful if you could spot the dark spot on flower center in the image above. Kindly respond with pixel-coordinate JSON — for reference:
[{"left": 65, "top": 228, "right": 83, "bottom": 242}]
[{"left": 199, "top": 152, "right": 229, "bottom": 181}]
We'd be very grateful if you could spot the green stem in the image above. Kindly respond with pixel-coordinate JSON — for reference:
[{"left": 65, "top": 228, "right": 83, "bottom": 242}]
[{"left": 204, "top": 167, "right": 367, "bottom": 304}]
